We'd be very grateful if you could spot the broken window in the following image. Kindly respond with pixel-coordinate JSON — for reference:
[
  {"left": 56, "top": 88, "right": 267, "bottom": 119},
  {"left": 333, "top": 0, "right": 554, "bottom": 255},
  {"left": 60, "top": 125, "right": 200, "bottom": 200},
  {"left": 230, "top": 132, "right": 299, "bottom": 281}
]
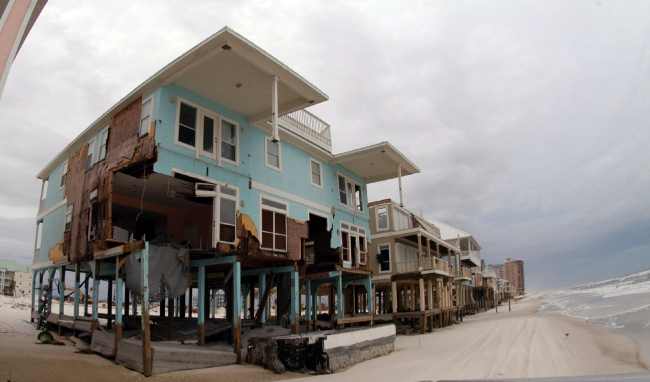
[
  {"left": 140, "top": 96, "right": 153, "bottom": 136},
  {"left": 376, "top": 206, "right": 388, "bottom": 231},
  {"left": 355, "top": 184, "right": 363, "bottom": 212},
  {"left": 310, "top": 158, "right": 322, "bottom": 187},
  {"left": 261, "top": 197, "right": 287, "bottom": 251},
  {"left": 221, "top": 120, "right": 237, "bottom": 162},
  {"left": 98, "top": 127, "right": 109, "bottom": 161},
  {"left": 59, "top": 160, "right": 68, "bottom": 189},
  {"left": 86, "top": 138, "right": 95, "bottom": 170},
  {"left": 265, "top": 137, "right": 280, "bottom": 170},
  {"left": 378, "top": 244, "right": 390, "bottom": 272},
  {"left": 64, "top": 204, "right": 73, "bottom": 232},
  {"left": 178, "top": 102, "right": 197, "bottom": 147}
]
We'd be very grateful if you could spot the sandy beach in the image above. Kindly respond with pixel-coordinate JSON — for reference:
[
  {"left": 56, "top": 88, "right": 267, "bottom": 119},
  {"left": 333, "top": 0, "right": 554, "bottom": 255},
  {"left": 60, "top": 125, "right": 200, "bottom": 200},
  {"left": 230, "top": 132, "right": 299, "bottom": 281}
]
[{"left": 1, "top": 294, "right": 648, "bottom": 381}]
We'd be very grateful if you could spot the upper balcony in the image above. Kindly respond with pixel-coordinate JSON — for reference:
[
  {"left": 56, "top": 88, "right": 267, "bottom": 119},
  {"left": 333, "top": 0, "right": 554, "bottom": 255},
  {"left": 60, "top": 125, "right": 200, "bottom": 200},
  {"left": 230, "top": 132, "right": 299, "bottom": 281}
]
[
  {"left": 452, "top": 266, "right": 472, "bottom": 281},
  {"left": 279, "top": 109, "right": 332, "bottom": 153},
  {"left": 395, "top": 256, "right": 449, "bottom": 276},
  {"left": 460, "top": 250, "right": 481, "bottom": 268}
]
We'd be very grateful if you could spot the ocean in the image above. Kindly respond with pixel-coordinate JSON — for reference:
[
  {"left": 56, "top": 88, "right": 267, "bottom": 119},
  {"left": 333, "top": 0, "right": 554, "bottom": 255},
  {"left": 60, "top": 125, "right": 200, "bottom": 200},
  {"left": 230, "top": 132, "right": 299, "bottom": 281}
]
[{"left": 540, "top": 268, "right": 650, "bottom": 367}]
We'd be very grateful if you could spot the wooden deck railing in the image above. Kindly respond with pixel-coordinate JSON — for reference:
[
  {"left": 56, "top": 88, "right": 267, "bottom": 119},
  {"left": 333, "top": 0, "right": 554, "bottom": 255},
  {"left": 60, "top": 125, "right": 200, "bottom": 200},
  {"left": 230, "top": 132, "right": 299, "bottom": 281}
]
[{"left": 395, "top": 257, "right": 450, "bottom": 274}]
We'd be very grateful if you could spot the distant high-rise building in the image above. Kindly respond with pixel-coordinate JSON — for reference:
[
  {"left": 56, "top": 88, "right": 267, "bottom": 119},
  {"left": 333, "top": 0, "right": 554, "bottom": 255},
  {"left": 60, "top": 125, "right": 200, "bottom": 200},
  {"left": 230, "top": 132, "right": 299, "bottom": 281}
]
[
  {"left": 504, "top": 258, "right": 525, "bottom": 296},
  {"left": 488, "top": 264, "right": 505, "bottom": 279}
]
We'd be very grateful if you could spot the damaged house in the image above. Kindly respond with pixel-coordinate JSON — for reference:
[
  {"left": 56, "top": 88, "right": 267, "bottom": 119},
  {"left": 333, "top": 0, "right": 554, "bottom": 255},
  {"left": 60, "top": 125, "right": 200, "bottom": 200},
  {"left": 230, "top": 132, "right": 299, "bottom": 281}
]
[{"left": 31, "top": 27, "right": 418, "bottom": 375}]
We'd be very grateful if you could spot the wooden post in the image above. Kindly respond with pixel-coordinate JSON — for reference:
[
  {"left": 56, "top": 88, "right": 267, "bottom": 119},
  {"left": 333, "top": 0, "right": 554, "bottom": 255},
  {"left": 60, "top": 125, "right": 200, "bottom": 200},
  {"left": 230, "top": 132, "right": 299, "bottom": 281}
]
[
  {"left": 188, "top": 287, "right": 193, "bottom": 318},
  {"left": 179, "top": 292, "right": 186, "bottom": 318},
  {"left": 168, "top": 297, "right": 174, "bottom": 340},
  {"left": 115, "top": 256, "right": 123, "bottom": 352},
  {"left": 305, "top": 280, "right": 311, "bottom": 332},
  {"left": 232, "top": 262, "right": 242, "bottom": 364},
  {"left": 107, "top": 277, "right": 113, "bottom": 329},
  {"left": 391, "top": 281, "right": 398, "bottom": 313},
  {"left": 124, "top": 287, "right": 130, "bottom": 317},
  {"left": 84, "top": 273, "right": 90, "bottom": 316},
  {"left": 59, "top": 266, "right": 66, "bottom": 315},
  {"left": 74, "top": 264, "right": 80, "bottom": 317},
  {"left": 92, "top": 261, "right": 100, "bottom": 330},
  {"left": 141, "top": 245, "right": 152, "bottom": 377},
  {"left": 336, "top": 274, "right": 344, "bottom": 322},
  {"left": 419, "top": 278, "right": 425, "bottom": 312},
  {"left": 290, "top": 271, "right": 300, "bottom": 334},
  {"left": 198, "top": 265, "right": 206, "bottom": 346}
]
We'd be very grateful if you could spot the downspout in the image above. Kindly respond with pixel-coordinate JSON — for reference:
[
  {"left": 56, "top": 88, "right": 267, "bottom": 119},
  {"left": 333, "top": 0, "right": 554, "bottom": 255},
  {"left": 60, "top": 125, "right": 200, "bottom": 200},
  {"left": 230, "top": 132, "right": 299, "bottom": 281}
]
[{"left": 271, "top": 75, "right": 280, "bottom": 142}]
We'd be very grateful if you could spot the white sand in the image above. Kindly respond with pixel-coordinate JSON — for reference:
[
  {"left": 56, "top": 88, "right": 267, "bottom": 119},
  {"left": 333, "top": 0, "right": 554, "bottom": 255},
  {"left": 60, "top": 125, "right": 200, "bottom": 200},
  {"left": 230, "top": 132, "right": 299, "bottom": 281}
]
[{"left": 1, "top": 294, "right": 648, "bottom": 381}]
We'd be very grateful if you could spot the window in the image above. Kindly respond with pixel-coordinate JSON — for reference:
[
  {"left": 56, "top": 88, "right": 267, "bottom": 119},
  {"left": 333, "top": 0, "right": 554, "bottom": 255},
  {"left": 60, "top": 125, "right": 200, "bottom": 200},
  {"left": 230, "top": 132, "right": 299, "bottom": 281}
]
[
  {"left": 340, "top": 222, "right": 367, "bottom": 266},
  {"left": 355, "top": 184, "right": 363, "bottom": 212},
  {"left": 40, "top": 179, "right": 48, "bottom": 201},
  {"left": 59, "top": 160, "right": 68, "bottom": 189},
  {"left": 337, "top": 174, "right": 363, "bottom": 212},
  {"left": 310, "top": 158, "right": 322, "bottom": 187},
  {"left": 378, "top": 244, "right": 390, "bottom": 272},
  {"left": 217, "top": 186, "right": 237, "bottom": 243},
  {"left": 65, "top": 204, "right": 73, "bottom": 231},
  {"left": 140, "top": 96, "right": 153, "bottom": 136},
  {"left": 178, "top": 102, "right": 197, "bottom": 147},
  {"left": 98, "top": 127, "right": 109, "bottom": 161},
  {"left": 86, "top": 138, "right": 95, "bottom": 170},
  {"left": 376, "top": 206, "right": 388, "bottom": 231},
  {"left": 338, "top": 175, "right": 347, "bottom": 205},
  {"left": 221, "top": 120, "right": 237, "bottom": 162},
  {"left": 261, "top": 197, "right": 287, "bottom": 251},
  {"left": 175, "top": 99, "right": 239, "bottom": 164},
  {"left": 35, "top": 222, "right": 43, "bottom": 250},
  {"left": 265, "top": 137, "right": 281, "bottom": 170}
]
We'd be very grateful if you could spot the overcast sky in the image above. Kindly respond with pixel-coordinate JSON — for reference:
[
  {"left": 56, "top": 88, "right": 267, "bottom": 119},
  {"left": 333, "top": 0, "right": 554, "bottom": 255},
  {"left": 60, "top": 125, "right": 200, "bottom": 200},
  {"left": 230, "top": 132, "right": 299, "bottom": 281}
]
[{"left": 1, "top": 0, "right": 649, "bottom": 292}]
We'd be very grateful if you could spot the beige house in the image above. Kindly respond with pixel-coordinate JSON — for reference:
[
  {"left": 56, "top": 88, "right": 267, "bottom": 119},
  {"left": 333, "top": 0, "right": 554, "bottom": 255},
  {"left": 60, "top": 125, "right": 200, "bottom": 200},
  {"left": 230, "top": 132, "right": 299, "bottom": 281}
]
[
  {"left": 368, "top": 199, "right": 471, "bottom": 332},
  {"left": 0, "top": 259, "right": 31, "bottom": 296}
]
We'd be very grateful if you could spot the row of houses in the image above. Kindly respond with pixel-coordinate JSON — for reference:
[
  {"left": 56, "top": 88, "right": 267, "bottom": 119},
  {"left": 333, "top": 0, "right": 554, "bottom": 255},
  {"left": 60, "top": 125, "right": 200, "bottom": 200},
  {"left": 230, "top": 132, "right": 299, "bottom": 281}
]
[{"left": 29, "top": 27, "right": 521, "bottom": 375}]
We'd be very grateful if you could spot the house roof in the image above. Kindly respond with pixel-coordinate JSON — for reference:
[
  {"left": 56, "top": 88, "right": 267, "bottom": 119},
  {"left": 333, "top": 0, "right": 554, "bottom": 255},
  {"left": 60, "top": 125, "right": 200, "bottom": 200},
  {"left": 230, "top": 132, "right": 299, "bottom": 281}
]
[
  {"left": 331, "top": 142, "right": 420, "bottom": 184},
  {"left": 0, "top": 259, "right": 30, "bottom": 272},
  {"left": 425, "top": 218, "right": 482, "bottom": 250},
  {"left": 38, "top": 26, "right": 329, "bottom": 179}
]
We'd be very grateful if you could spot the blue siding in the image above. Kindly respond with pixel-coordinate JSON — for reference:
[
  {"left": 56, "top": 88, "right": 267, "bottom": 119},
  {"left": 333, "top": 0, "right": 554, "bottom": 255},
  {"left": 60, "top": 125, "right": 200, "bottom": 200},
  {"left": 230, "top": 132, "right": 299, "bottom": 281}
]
[{"left": 152, "top": 84, "right": 370, "bottom": 248}]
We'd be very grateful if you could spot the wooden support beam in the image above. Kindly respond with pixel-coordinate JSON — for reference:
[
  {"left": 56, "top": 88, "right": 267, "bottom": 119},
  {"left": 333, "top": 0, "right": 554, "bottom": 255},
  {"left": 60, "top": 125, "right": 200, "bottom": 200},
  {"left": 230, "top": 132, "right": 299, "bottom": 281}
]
[
  {"left": 140, "top": 245, "right": 152, "bottom": 377},
  {"left": 198, "top": 265, "right": 206, "bottom": 346}
]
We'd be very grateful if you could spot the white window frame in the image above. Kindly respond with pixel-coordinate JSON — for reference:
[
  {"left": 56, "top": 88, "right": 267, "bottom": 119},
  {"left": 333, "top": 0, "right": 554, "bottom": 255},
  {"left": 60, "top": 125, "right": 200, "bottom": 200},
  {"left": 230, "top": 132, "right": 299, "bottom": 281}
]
[
  {"left": 175, "top": 97, "right": 239, "bottom": 165},
  {"left": 337, "top": 173, "right": 363, "bottom": 212},
  {"left": 375, "top": 205, "right": 389, "bottom": 232},
  {"left": 35, "top": 221, "right": 43, "bottom": 250},
  {"left": 340, "top": 221, "right": 367, "bottom": 266},
  {"left": 59, "top": 160, "right": 68, "bottom": 190},
  {"left": 139, "top": 95, "right": 154, "bottom": 137},
  {"left": 260, "top": 195, "right": 288, "bottom": 252},
  {"left": 64, "top": 204, "right": 73, "bottom": 232},
  {"left": 98, "top": 126, "right": 109, "bottom": 161},
  {"left": 309, "top": 158, "right": 323, "bottom": 188},
  {"left": 215, "top": 185, "right": 238, "bottom": 244},
  {"left": 378, "top": 243, "right": 391, "bottom": 273},
  {"left": 265, "top": 136, "right": 282, "bottom": 171},
  {"left": 40, "top": 179, "right": 48, "bottom": 201},
  {"left": 86, "top": 138, "right": 96, "bottom": 170}
]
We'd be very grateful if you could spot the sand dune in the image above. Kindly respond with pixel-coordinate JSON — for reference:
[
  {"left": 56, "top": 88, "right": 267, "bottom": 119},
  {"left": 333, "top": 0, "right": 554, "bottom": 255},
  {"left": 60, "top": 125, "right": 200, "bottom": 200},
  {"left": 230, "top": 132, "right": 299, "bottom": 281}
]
[{"left": 1, "top": 295, "right": 648, "bottom": 381}]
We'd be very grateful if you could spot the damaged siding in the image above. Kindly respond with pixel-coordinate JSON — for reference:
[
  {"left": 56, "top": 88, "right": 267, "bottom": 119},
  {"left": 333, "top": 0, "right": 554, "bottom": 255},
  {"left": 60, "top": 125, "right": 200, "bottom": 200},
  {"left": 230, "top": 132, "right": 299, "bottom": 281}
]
[{"left": 57, "top": 96, "right": 157, "bottom": 263}]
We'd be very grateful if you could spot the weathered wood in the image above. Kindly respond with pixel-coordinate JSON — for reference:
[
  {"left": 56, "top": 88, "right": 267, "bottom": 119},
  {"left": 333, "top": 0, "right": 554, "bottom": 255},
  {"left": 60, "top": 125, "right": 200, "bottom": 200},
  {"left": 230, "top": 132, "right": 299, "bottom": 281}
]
[
  {"left": 197, "top": 324, "right": 205, "bottom": 346},
  {"left": 91, "top": 330, "right": 117, "bottom": 357}
]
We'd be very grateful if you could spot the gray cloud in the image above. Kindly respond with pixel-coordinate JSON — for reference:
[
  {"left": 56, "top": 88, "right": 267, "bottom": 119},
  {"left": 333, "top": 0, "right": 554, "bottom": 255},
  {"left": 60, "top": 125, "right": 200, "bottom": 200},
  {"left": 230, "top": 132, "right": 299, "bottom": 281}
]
[{"left": 1, "top": 0, "right": 648, "bottom": 291}]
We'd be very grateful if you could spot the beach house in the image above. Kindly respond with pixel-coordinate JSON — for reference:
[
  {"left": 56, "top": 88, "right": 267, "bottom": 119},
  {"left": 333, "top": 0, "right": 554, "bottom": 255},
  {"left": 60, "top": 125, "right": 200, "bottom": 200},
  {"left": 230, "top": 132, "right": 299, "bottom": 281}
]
[
  {"left": 367, "top": 199, "right": 469, "bottom": 332},
  {"left": 31, "top": 27, "right": 418, "bottom": 374}
]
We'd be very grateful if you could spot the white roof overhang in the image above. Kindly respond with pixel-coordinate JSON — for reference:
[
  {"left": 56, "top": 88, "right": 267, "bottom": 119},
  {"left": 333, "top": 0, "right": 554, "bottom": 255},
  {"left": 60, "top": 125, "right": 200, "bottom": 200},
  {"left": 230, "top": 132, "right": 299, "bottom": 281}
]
[
  {"left": 38, "top": 26, "right": 328, "bottom": 179},
  {"left": 331, "top": 142, "right": 419, "bottom": 184}
]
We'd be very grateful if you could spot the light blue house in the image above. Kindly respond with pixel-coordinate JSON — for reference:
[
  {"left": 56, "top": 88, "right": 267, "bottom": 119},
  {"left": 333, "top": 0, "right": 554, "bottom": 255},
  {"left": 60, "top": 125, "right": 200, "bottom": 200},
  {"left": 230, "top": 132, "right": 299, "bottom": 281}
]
[{"left": 32, "top": 27, "right": 418, "bottom": 371}]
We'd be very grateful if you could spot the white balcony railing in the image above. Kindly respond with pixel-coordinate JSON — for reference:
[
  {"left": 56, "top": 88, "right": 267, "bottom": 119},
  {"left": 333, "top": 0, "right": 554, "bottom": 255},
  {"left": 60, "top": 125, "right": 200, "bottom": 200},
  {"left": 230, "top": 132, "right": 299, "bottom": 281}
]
[
  {"left": 279, "top": 109, "right": 332, "bottom": 152},
  {"left": 460, "top": 250, "right": 481, "bottom": 267}
]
